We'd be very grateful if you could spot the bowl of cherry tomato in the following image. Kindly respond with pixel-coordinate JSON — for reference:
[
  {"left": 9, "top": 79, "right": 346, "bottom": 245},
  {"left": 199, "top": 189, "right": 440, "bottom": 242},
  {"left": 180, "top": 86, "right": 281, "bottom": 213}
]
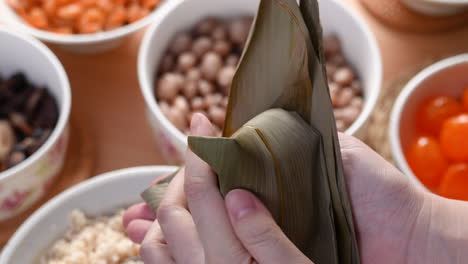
[{"left": 390, "top": 54, "right": 468, "bottom": 200}]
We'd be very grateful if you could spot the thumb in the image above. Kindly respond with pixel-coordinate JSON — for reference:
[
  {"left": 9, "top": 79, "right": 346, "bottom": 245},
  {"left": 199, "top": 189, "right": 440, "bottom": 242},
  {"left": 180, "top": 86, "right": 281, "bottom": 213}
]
[{"left": 225, "top": 190, "right": 313, "bottom": 264}]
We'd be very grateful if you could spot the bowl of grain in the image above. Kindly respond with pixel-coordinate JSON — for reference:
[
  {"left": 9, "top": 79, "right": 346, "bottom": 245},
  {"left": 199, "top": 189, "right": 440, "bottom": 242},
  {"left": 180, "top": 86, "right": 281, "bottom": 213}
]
[
  {"left": 138, "top": 0, "right": 382, "bottom": 164},
  {"left": 0, "top": 166, "right": 177, "bottom": 263},
  {"left": 0, "top": 27, "right": 71, "bottom": 221},
  {"left": 0, "top": 0, "right": 165, "bottom": 53}
]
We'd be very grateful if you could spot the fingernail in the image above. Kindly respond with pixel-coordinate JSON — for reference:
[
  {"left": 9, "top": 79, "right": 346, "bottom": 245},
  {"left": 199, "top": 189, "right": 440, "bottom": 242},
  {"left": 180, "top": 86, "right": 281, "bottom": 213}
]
[
  {"left": 226, "top": 190, "right": 257, "bottom": 221},
  {"left": 190, "top": 113, "right": 203, "bottom": 134}
]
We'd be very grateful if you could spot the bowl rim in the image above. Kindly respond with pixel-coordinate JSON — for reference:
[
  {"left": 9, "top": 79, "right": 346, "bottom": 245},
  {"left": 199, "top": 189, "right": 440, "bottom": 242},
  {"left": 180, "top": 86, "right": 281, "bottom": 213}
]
[
  {"left": 389, "top": 53, "right": 468, "bottom": 191},
  {"left": 0, "top": 0, "right": 167, "bottom": 44},
  {"left": 0, "top": 165, "right": 178, "bottom": 262},
  {"left": 0, "top": 27, "right": 72, "bottom": 182},
  {"left": 138, "top": 0, "right": 382, "bottom": 143}
]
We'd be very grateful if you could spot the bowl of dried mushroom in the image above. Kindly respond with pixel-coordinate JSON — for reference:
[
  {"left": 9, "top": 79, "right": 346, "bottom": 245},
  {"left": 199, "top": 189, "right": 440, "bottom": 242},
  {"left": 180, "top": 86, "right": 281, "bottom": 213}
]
[
  {"left": 0, "top": 28, "right": 71, "bottom": 221},
  {"left": 138, "top": 0, "right": 382, "bottom": 164}
]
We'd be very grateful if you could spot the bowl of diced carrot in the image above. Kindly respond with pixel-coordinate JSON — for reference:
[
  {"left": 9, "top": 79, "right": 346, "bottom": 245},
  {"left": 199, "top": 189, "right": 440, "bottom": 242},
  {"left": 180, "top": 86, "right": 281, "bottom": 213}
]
[
  {"left": 390, "top": 54, "right": 468, "bottom": 200},
  {"left": 0, "top": 0, "right": 165, "bottom": 53}
]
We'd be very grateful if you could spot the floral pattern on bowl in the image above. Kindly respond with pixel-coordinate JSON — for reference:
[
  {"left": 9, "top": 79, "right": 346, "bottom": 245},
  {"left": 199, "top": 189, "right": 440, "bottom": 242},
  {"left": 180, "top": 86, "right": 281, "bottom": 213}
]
[{"left": 0, "top": 126, "right": 69, "bottom": 221}]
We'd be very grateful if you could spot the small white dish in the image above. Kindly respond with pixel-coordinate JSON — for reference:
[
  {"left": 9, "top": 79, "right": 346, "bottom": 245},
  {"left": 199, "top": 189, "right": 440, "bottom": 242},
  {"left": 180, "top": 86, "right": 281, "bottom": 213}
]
[
  {"left": 0, "top": 166, "right": 177, "bottom": 263},
  {"left": 389, "top": 54, "right": 468, "bottom": 191},
  {"left": 138, "top": 0, "right": 382, "bottom": 164},
  {"left": 401, "top": 0, "right": 468, "bottom": 16},
  {"left": 0, "top": 1, "right": 166, "bottom": 53},
  {"left": 0, "top": 27, "right": 71, "bottom": 221}
]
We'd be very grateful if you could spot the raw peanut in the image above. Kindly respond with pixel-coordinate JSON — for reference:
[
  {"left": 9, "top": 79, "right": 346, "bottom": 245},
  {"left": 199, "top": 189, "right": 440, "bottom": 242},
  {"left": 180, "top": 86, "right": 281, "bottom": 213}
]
[
  {"left": 213, "top": 40, "right": 232, "bottom": 57},
  {"left": 142, "top": 0, "right": 160, "bottom": 9},
  {"left": 329, "top": 54, "right": 345, "bottom": 66},
  {"left": 160, "top": 55, "right": 175, "bottom": 73},
  {"left": 158, "top": 101, "right": 171, "bottom": 117},
  {"left": 81, "top": 0, "right": 99, "bottom": 7},
  {"left": 0, "top": 121, "right": 15, "bottom": 161},
  {"left": 26, "top": 7, "right": 49, "bottom": 29},
  {"left": 156, "top": 73, "right": 184, "bottom": 101},
  {"left": 334, "top": 107, "right": 360, "bottom": 125},
  {"left": 222, "top": 97, "right": 229, "bottom": 108},
  {"left": 177, "top": 52, "right": 197, "bottom": 73},
  {"left": 191, "top": 97, "right": 206, "bottom": 111},
  {"left": 51, "top": 27, "right": 73, "bottom": 34},
  {"left": 182, "top": 81, "right": 198, "bottom": 99},
  {"left": 329, "top": 82, "right": 340, "bottom": 107},
  {"left": 114, "top": 0, "right": 129, "bottom": 5},
  {"left": 350, "top": 80, "right": 363, "bottom": 96},
  {"left": 204, "top": 93, "right": 223, "bottom": 107},
  {"left": 43, "top": 0, "right": 57, "bottom": 16},
  {"left": 225, "top": 54, "right": 239, "bottom": 67},
  {"left": 96, "top": 0, "right": 113, "bottom": 13},
  {"left": 50, "top": 17, "right": 74, "bottom": 28},
  {"left": 57, "top": 0, "right": 75, "bottom": 5},
  {"left": 217, "top": 66, "right": 236, "bottom": 94},
  {"left": 350, "top": 97, "right": 364, "bottom": 110},
  {"left": 208, "top": 105, "right": 225, "bottom": 128},
  {"left": 167, "top": 108, "right": 187, "bottom": 132},
  {"left": 200, "top": 52, "right": 222, "bottom": 81},
  {"left": 8, "top": 0, "right": 29, "bottom": 15},
  {"left": 211, "top": 25, "right": 227, "bottom": 40},
  {"left": 186, "top": 68, "right": 201, "bottom": 82},
  {"left": 77, "top": 7, "right": 105, "bottom": 34},
  {"left": 333, "top": 67, "right": 355, "bottom": 87},
  {"left": 336, "top": 120, "right": 346, "bottom": 132},
  {"left": 336, "top": 87, "right": 354, "bottom": 107},
  {"left": 56, "top": 3, "right": 82, "bottom": 19},
  {"left": 170, "top": 33, "right": 192, "bottom": 55},
  {"left": 192, "top": 37, "right": 212, "bottom": 58},
  {"left": 229, "top": 17, "right": 252, "bottom": 45},
  {"left": 105, "top": 5, "right": 127, "bottom": 30},
  {"left": 323, "top": 35, "right": 341, "bottom": 57},
  {"left": 195, "top": 17, "right": 218, "bottom": 35},
  {"left": 326, "top": 63, "right": 337, "bottom": 79},
  {"left": 173, "top": 96, "right": 190, "bottom": 115},
  {"left": 198, "top": 80, "right": 214, "bottom": 96},
  {"left": 127, "top": 4, "right": 146, "bottom": 23}
]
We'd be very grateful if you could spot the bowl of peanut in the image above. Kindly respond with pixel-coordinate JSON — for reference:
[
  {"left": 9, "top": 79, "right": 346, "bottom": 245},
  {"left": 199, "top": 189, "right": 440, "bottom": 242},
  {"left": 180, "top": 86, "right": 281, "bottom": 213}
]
[
  {"left": 0, "top": 0, "right": 165, "bottom": 53},
  {"left": 0, "top": 28, "right": 71, "bottom": 221},
  {"left": 138, "top": 0, "right": 382, "bottom": 164}
]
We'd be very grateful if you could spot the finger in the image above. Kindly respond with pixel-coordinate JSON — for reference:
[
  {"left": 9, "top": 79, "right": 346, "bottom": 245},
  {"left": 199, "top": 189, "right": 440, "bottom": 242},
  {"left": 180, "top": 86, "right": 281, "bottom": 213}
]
[
  {"left": 185, "top": 113, "right": 251, "bottom": 263},
  {"left": 126, "top": 219, "right": 153, "bottom": 244},
  {"left": 123, "top": 203, "right": 155, "bottom": 228},
  {"left": 157, "top": 168, "right": 205, "bottom": 263},
  {"left": 141, "top": 220, "right": 174, "bottom": 264},
  {"left": 226, "top": 189, "right": 313, "bottom": 264}
]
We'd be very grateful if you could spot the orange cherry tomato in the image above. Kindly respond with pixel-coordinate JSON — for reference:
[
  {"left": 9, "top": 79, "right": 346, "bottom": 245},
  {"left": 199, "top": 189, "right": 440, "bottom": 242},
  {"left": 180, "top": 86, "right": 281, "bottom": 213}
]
[
  {"left": 463, "top": 87, "right": 468, "bottom": 111},
  {"left": 438, "top": 163, "right": 468, "bottom": 200},
  {"left": 417, "top": 96, "right": 463, "bottom": 136},
  {"left": 407, "top": 136, "right": 448, "bottom": 189},
  {"left": 440, "top": 113, "right": 468, "bottom": 162}
]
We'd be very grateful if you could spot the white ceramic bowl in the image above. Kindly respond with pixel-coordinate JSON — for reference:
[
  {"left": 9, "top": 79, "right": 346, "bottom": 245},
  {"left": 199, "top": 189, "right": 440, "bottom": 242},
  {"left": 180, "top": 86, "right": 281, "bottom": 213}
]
[
  {"left": 0, "top": 166, "right": 177, "bottom": 263},
  {"left": 0, "top": 27, "right": 71, "bottom": 221},
  {"left": 389, "top": 54, "right": 468, "bottom": 191},
  {"left": 0, "top": 1, "right": 166, "bottom": 53},
  {"left": 401, "top": 0, "right": 468, "bottom": 16},
  {"left": 138, "top": 0, "right": 382, "bottom": 164}
]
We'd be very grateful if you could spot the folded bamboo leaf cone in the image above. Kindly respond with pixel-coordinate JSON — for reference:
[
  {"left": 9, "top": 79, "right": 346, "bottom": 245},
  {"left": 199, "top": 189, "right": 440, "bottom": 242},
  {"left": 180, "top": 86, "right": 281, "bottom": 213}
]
[{"left": 142, "top": 0, "right": 360, "bottom": 263}]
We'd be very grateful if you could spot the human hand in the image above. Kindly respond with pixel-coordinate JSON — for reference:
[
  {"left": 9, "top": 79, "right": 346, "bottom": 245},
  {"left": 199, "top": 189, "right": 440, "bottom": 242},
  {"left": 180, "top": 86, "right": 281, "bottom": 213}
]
[
  {"left": 125, "top": 117, "right": 466, "bottom": 264},
  {"left": 124, "top": 113, "right": 312, "bottom": 263}
]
